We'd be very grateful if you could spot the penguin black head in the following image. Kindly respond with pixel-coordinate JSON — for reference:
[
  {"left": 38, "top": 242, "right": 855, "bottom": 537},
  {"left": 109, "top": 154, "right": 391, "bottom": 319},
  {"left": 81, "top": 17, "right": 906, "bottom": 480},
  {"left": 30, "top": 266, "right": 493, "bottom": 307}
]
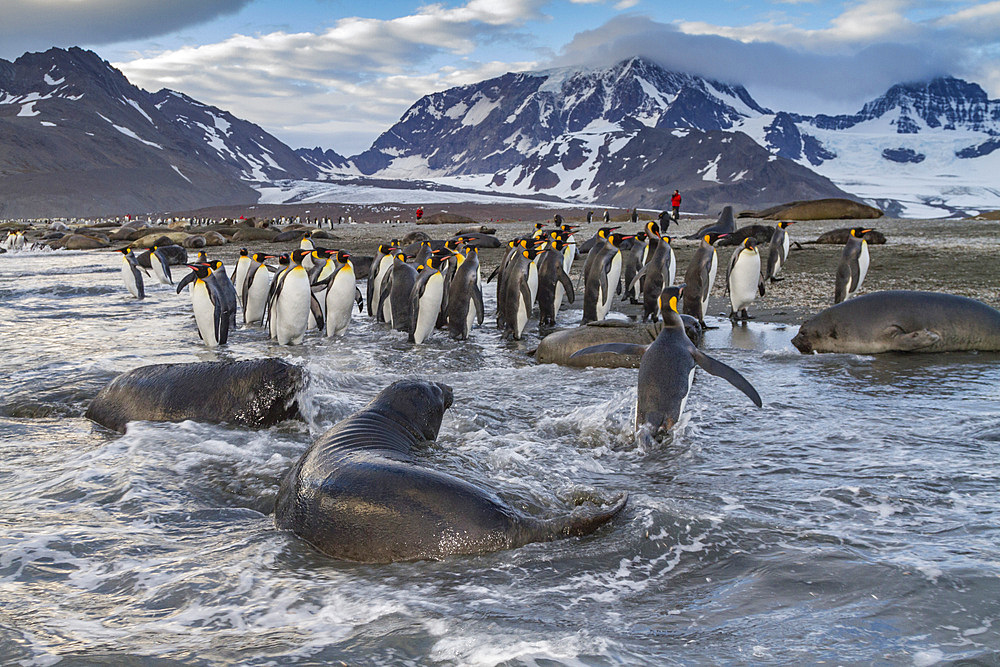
[
  {"left": 597, "top": 226, "right": 620, "bottom": 239},
  {"left": 778, "top": 221, "right": 795, "bottom": 229},
  {"left": 185, "top": 264, "right": 211, "bottom": 279},
  {"left": 251, "top": 252, "right": 269, "bottom": 263},
  {"left": 239, "top": 248, "right": 249, "bottom": 256},
  {"left": 646, "top": 221, "right": 660, "bottom": 238},
  {"left": 636, "top": 231, "right": 648, "bottom": 242},
  {"left": 850, "top": 227, "right": 873, "bottom": 238},
  {"left": 742, "top": 237, "right": 756, "bottom": 250},
  {"left": 703, "top": 232, "right": 727, "bottom": 245},
  {"left": 657, "top": 284, "right": 685, "bottom": 321},
  {"left": 291, "top": 249, "right": 311, "bottom": 265},
  {"left": 336, "top": 250, "right": 351, "bottom": 263},
  {"left": 609, "top": 233, "right": 632, "bottom": 247},
  {"left": 278, "top": 254, "right": 290, "bottom": 266},
  {"left": 116, "top": 247, "right": 131, "bottom": 255}
]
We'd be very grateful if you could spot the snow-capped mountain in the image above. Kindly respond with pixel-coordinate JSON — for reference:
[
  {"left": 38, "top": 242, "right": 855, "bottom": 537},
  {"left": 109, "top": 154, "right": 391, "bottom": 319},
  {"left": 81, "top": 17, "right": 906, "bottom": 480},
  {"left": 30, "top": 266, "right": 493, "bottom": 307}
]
[{"left": 0, "top": 48, "right": 310, "bottom": 217}]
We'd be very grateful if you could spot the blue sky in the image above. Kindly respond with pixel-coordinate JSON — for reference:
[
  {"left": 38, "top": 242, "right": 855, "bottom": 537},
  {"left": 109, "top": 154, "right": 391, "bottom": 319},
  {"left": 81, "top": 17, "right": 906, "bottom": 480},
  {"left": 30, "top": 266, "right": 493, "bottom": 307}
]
[{"left": 3, "top": 1, "right": 999, "bottom": 155}]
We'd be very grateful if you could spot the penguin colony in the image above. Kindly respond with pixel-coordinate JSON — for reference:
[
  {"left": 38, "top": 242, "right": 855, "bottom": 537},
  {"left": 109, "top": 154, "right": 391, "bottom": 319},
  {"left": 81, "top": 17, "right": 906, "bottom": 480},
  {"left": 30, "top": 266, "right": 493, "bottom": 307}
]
[{"left": 111, "top": 216, "right": 878, "bottom": 435}]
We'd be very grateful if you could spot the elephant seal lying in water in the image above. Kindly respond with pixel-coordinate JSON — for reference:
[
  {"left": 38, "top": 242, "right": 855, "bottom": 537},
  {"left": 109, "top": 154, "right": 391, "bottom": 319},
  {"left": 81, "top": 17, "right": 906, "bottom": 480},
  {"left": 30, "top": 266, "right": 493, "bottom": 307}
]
[
  {"left": 534, "top": 317, "right": 703, "bottom": 368},
  {"left": 86, "top": 358, "right": 303, "bottom": 432},
  {"left": 274, "top": 379, "right": 627, "bottom": 562},
  {"left": 792, "top": 291, "right": 1000, "bottom": 354}
]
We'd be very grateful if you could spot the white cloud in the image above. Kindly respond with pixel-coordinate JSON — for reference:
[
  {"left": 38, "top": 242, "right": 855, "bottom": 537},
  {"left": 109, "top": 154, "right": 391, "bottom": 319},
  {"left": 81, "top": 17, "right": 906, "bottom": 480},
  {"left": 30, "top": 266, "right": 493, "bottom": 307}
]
[{"left": 0, "top": 0, "right": 250, "bottom": 58}]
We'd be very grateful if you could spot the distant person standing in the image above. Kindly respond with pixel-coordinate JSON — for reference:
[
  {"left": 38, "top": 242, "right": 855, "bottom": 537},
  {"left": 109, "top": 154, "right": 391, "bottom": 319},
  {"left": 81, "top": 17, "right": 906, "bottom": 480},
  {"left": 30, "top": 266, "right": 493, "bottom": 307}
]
[
  {"left": 603, "top": 210, "right": 610, "bottom": 224},
  {"left": 671, "top": 190, "right": 681, "bottom": 222},
  {"left": 416, "top": 206, "right": 424, "bottom": 221}
]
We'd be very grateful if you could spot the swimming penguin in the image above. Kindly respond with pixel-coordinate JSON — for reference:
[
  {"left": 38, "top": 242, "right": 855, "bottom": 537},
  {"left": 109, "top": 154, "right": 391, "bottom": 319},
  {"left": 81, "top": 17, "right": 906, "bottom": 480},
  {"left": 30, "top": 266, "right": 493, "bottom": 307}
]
[
  {"left": 834, "top": 227, "right": 872, "bottom": 304},
  {"left": 682, "top": 232, "right": 726, "bottom": 328},
  {"left": 243, "top": 253, "right": 275, "bottom": 325},
  {"left": 323, "top": 250, "right": 360, "bottom": 337},
  {"left": 378, "top": 253, "right": 419, "bottom": 333},
  {"left": 232, "top": 249, "right": 252, "bottom": 308},
  {"left": 410, "top": 258, "right": 446, "bottom": 344},
  {"left": 268, "top": 249, "right": 313, "bottom": 345},
  {"left": 628, "top": 222, "right": 676, "bottom": 322},
  {"left": 117, "top": 248, "right": 145, "bottom": 300},
  {"left": 765, "top": 221, "right": 795, "bottom": 283},
  {"left": 570, "top": 285, "right": 762, "bottom": 439},
  {"left": 621, "top": 232, "right": 649, "bottom": 305},
  {"left": 149, "top": 245, "right": 173, "bottom": 285},
  {"left": 447, "top": 246, "right": 485, "bottom": 340},
  {"left": 727, "top": 238, "right": 766, "bottom": 321},
  {"left": 535, "top": 240, "right": 575, "bottom": 327},
  {"left": 499, "top": 247, "right": 535, "bottom": 340},
  {"left": 581, "top": 228, "right": 625, "bottom": 324},
  {"left": 369, "top": 242, "right": 398, "bottom": 321},
  {"left": 185, "top": 264, "right": 230, "bottom": 348}
]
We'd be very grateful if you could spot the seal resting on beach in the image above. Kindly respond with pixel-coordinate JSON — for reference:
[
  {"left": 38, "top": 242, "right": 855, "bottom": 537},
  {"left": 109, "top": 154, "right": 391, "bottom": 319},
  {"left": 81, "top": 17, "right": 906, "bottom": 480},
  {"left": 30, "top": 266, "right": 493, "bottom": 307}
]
[
  {"left": 792, "top": 291, "right": 1000, "bottom": 354},
  {"left": 273, "top": 379, "right": 627, "bottom": 562}
]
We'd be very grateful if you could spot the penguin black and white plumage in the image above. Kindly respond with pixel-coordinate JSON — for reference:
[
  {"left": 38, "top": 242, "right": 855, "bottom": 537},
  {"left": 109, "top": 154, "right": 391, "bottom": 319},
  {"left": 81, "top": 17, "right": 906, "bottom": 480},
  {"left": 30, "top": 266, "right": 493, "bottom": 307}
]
[
  {"left": 581, "top": 228, "right": 624, "bottom": 324},
  {"left": 621, "top": 231, "right": 649, "bottom": 305},
  {"left": 378, "top": 253, "right": 419, "bottom": 333},
  {"left": 409, "top": 258, "right": 446, "bottom": 344},
  {"left": 149, "top": 245, "right": 173, "bottom": 285},
  {"left": 185, "top": 264, "right": 230, "bottom": 348},
  {"left": 535, "top": 240, "right": 575, "bottom": 327},
  {"left": 834, "top": 227, "right": 872, "bottom": 304},
  {"left": 208, "top": 260, "right": 239, "bottom": 327},
  {"left": 323, "top": 250, "right": 360, "bottom": 337},
  {"left": 570, "top": 285, "right": 761, "bottom": 439},
  {"left": 682, "top": 232, "right": 726, "bottom": 328},
  {"left": 369, "top": 242, "right": 398, "bottom": 321},
  {"left": 117, "top": 248, "right": 145, "bottom": 300},
  {"left": 490, "top": 239, "right": 525, "bottom": 329},
  {"left": 765, "top": 221, "right": 795, "bottom": 283},
  {"left": 629, "top": 222, "right": 676, "bottom": 322},
  {"left": 726, "top": 238, "right": 766, "bottom": 321},
  {"left": 447, "top": 246, "right": 485, "bottom": 341},
  {"left": 244, "top": 253, "right": 274, "bottom": 325},
  {"left": 269, "top": 249, "right": 313, "bottom": 345},
  {"left": 558, "top": 224, "right": 579, "bottom": 272},
  {"left": 499, "top": 248, "right": 535, "bottom": 340},
  {"left": 232, "top": 249, "right": 252, "bottom": 309}
]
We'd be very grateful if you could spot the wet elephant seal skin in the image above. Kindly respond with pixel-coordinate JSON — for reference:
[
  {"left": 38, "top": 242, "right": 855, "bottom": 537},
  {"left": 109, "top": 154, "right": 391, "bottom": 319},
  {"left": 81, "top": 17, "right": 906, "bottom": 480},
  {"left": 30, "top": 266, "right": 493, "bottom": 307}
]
[
  {"left": 792, "top": 291, "right": 1000, "bottom": 354},
  {"left": 86, "top": 359, "right": 303, "bottom": 433},
  {"left": 534, "top": 317, "right": 702, "bottom": 368},
  {"left": 273, "top": 380, "right": 627, "bottom": 563}
]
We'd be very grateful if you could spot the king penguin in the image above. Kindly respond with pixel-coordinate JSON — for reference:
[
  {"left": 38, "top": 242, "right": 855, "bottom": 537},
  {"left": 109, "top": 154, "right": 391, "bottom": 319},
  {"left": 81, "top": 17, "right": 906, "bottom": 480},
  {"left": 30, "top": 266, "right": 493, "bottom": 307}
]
[
  {"left": 149, "top": 245, "right": 173, "bottom": 285},
  {"left": 727, "top": 238, "right": 766, "bottom": 321},
  {"left": 117, "top": 247, "right": 145, "bottom": 300},
  {"left": 447, "top": 246, "right": 485, "bottom": 341},
  {"left": 535, "top": 239, "right": 575, "bottom": 327},
  {"left": 834, "top": 227, "right": 872, "bottom": 304},
  {"left": 186, "top": 264, "right": 230, "bottom": 348},
  {"left": 410, "top": 258, "right": 446, "bottom": 344},
  {"left": 628, "top": 222, "right": 675, "bottom": 322},
  {"left": 683, "top": 232, "right": 726, "bottom": 328},
  {"left": 243, "top": 253, "right": 274, "bottom": 325},
  {"left": 765, "top": 221, "right": 795, "bottom": 283},
  {"left": 324, "top": 250, "right": 360, "bottom": 337},
  {"left": 580, "top": 227, "right": 623, "bottom": 324},
  {"left": 232, "top": 248, "right": 252, "bottom": 311},
  {"left": 269, "top": 249, "right": 313, "bottom": 345}
]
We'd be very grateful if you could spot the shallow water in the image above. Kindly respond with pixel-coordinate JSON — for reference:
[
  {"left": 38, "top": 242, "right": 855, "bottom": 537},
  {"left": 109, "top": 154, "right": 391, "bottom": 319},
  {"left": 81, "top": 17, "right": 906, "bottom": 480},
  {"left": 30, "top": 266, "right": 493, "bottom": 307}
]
[{"left": 2, "top": 248, "right": 999, "bottom": 665}]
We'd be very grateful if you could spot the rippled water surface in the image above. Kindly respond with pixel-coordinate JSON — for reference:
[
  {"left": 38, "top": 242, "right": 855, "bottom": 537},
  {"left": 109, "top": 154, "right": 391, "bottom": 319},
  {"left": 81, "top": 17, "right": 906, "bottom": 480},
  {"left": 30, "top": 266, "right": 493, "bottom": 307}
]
[{"left": 2, "top": 249, "right": 1000, "bottom": 665}]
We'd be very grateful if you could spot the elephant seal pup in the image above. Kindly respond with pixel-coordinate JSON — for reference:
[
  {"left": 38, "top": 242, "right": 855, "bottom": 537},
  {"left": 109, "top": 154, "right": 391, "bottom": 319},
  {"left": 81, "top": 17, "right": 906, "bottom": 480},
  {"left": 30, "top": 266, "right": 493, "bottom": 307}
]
[
  {"left": 274, "top": 379, "right": 627, "bottom": 563},
  {"left": 534, "top": 317, "right": 702, "bottom": 368},
  {"left": 792, "top": 291, "right": 1000, "bottom": 354},
  {"left": 86, "top": 359, "right": 303, "bottom": 433}
]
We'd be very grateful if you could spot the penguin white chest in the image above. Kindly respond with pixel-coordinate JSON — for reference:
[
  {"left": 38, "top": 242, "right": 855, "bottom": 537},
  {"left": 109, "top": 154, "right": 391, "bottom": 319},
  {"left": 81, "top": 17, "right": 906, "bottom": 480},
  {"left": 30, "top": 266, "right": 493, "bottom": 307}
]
[
  {"left": 667, "top": 246, "right": 677, "bottom": 287},
  {"left": 598, "top": 251, "right": 622, "bottom": 319},
  {"left": 729, "top": 248, "right": 761, "bottom": 312},
  {"left": 413, "top": 273, "right": 444, "bottom": 344},
  {"left": 275, "top": 268, "right": 311, "bottom": 345},
  {"left": 120, "top": 258, "right": 140, "bottom": 298},
  {"left": 527, "top": 261, "right": 539, "bottom": 308},
  {"left": 703, "top": 250, "right": 719, "bottom": 313},
  {"left": 245, "top": 267, "right": 272, "bottom": 324},
  {"left": 191, "top": 281, "right": 219, "bottom": 347},
  {"left": 855, "top": 242, "right": 870, "bottom": 293},
  {"left": 325, "top": 266, "right": 356, "bottom": 337}
]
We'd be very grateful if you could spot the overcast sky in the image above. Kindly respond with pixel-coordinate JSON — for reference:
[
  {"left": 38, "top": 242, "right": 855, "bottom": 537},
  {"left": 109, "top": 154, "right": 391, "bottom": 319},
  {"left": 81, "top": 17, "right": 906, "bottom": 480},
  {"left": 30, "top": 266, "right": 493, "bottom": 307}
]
[{"left": 3, "top": 1, "right": 999, "bottom": 155}]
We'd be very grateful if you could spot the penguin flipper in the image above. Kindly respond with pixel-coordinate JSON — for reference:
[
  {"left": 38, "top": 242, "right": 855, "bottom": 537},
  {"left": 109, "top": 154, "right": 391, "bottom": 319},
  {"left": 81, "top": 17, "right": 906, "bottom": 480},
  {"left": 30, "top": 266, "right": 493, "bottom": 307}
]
[
  {"left": 355, "top": 287, "right": 364, "bottom": 312},
  {"left": 473, "top": 283, "right": 485, "bottom": 325},
  {"left": 691, "top": 350, "right": 762, "bottom": 407},
  {"left": 519, "top": 280, "right": 532, "bottom": 315},
  {"left": 757, "top": 276, "right": 766, "bottom": 297},
  {"left": 310, "top": 293, "right": 325, "bottom": 331},
  {"left": 628, "top": 264, "right": 648, "bottom": 293},
  {"left": 176, "top": 270, "right": 196, "bottom": 294},
  {"left": 570, "top": 343, "right": 649, "bottom": 359},
  {"left": 558, "top": 267, "right": 575, "bottom": 304},
  {"left": 486, "top": 264, "right": 501, "bottom": 284}
]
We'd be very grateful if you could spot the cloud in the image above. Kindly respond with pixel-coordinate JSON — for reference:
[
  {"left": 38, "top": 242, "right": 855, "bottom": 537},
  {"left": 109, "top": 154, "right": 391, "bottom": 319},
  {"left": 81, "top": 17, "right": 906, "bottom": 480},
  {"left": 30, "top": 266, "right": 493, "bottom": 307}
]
[
  {"left": 117, "top": 1, "right": 546, "bottom": 154},
  {"left": 0, "top": 0, "right": 250, "bottom": 59}
]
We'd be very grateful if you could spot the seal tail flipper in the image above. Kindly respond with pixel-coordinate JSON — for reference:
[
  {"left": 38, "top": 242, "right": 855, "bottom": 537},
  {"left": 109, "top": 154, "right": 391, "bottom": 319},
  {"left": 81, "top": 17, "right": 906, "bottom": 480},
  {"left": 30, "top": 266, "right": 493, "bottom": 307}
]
[
  {"left": 534, "top": 493, "right": 628, "bottom": 540},
  {"left": 691, "top": 350, "right": 762, "bottom": 407},
  {"left": 570, "top": 343, "right": 649, "bottom": 359}
]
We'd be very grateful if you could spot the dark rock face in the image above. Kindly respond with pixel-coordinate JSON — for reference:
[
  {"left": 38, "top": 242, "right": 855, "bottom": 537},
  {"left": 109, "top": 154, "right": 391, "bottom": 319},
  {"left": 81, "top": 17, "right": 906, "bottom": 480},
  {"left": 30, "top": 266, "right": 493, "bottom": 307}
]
[
  {"left": 882, "top": 148, "right": 925, "bottom": 163},
  {"left": 85, "top": 359, "right": 303, "bottom": 433}
]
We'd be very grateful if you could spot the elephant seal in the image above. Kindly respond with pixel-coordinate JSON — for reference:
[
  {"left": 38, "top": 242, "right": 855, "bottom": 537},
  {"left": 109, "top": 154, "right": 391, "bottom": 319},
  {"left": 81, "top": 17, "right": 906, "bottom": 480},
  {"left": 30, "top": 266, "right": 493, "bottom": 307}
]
[
  {"left": 791, "top": 291, "right": 1000, "bottom": 354},
  {"left": 86, "top": 359, "right": 303, "bottom": 433},
  {"left": 274, "top": 379, "right": 627, "bottom": 563},
  {"left": 534, "top": 317, "right": 703, "bottom": 368}
]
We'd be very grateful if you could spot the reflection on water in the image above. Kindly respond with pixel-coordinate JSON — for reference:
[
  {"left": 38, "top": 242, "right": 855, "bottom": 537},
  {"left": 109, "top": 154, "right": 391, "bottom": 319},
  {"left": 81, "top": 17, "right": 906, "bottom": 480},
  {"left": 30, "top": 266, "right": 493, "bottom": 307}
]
[{"left": 1, "top": 250, "right": 1000, "bottom": 665}]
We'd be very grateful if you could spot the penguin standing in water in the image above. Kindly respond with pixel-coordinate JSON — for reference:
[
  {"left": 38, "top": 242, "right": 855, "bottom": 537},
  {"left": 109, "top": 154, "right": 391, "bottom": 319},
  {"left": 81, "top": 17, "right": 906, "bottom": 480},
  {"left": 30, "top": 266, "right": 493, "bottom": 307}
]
[
  {"left": 268, "top": 249, "right": 313, "bottom": 345},
  {"left": 231, "top": 249, "right": 252, "bottom": 310},
  {"left": 378, "top": 253, "right": 419, "bottom": 333},
  {"left": 323, "top": 250, "right": 361, "bottom": 337},
  {"left": 117, "top": 247, "right": 145, "bottom": 300},
  {"left": 369, "top": 242, "right": 398, "bottom": 322},
  {"left": 185, "top": 264, "right": 230, "bottom": 348},
  {"left": 683, "top": 232, "right": 726, "bottom": 328},
  {"left": 570, "top": 285, "right": 761, "bottom": 439},
  {"left": 447, "top": 246, "right": 485, "bottom": 341},
  {"left": 243, "top": 253, "right": 275, "bottom": 325},
  {"left": 580, "top": 227, "right": 624, "bottom": 324},
  {"left": 535, "top": 240, "right": 575, "bottom": 327},
  {"left": 834, "top": 227, "right": 873, "bottom": 304},
  {"left": 726, "top": 238, "right": 766, "bottom": 321},
  {"left": 409, "top": 258, "right": 446, "bottom": 344},
  {"left": 765, "top": 221, "right": 795, "bottom": 283},
  {"left": 149, "top": 245, "right": 173, "bottom": 285},
  {"left": 499, "top": 247, "right": 536, "bottom": 340},
  {"left": 629, "top": 222, "right": 676, "bottom": 322}
]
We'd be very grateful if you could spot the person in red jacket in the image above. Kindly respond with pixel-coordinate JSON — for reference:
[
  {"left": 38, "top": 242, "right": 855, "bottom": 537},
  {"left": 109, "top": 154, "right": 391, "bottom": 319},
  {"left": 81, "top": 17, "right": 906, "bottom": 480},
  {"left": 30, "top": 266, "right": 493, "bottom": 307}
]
[
  {"left": 416, "top": 206, "right": 424, "bottom": 221},
  {"left": 671, "top": 190, "right": 681, "bottom": 222}
]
